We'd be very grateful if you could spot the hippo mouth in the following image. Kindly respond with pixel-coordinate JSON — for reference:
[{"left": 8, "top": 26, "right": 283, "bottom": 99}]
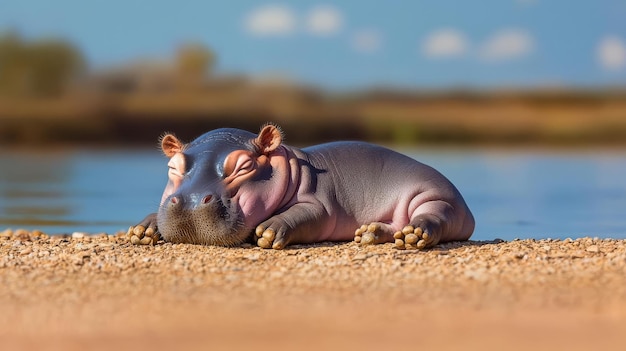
[{"left": 156, "top": 196, "right": 249, "bottom": 246}]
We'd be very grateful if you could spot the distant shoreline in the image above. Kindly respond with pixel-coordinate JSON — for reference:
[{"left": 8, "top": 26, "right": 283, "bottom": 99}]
[{"left": 2, "top": 89, "right": 626, "bottom": 146}]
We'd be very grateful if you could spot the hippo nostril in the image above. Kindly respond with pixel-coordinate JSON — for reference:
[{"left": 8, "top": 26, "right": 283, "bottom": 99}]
[
  {"left": 202, "top": 195, "right": 212, "bottom": 204},
  {"left": 171, "top": 196, "right": 179, "bottom": 204}
]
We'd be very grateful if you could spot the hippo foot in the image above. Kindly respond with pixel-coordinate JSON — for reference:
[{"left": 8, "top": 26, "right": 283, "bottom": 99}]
[
  {"left": 255, "top": 213, "right": 307, "bottom": 249},
  {"left": 128, "top": 213, "right": 161, "bottom": 246},
  {"left": 393, "top": 225, "right": 435, "bottom": 250},
  {"left": 255, "top": 224, "right": 292, "bottom": 250},
  {"left": 127, "top": 225, "right": 160, "bottom": 245},
  {"left": 354, "top": 223, "right": 392, "bottom": 246}
]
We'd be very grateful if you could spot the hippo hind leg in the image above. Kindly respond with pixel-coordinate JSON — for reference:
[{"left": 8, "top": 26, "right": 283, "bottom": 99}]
[
  {"left": 395, "top": 198, "right": 473, "bottom": 250},
  {"left": 356, "top": 199, "right": 464, "bottom": 250},
  {"left": 393, "top": 213, "right": 444, "bottom": 250}
]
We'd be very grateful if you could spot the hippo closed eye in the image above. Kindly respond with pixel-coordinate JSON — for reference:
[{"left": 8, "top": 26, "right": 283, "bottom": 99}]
[{"left": 131, "top": 124, "right": 475, "bottom": 250}]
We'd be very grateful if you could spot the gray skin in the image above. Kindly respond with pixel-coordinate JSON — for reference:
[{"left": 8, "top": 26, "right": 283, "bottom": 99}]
[{"left": 134, "top": 124, "right": 475, "bottom": 249}]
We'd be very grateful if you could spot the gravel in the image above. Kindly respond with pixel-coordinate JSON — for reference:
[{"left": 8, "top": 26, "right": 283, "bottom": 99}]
[{"left": 1, "top": 228, "right": 626, "bottom": 350}]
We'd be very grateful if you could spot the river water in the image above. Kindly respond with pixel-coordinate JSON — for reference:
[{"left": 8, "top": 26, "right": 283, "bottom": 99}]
[{"left": 1, "top": 147, "right": 625, "bottom": 241}]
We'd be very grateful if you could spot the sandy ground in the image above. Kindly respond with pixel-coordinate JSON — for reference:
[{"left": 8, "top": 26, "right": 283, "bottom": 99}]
[{"left": 1, "top": 229, "right": 626, "bottom": 351}]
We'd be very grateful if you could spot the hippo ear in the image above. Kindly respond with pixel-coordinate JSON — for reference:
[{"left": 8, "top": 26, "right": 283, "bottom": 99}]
[
  {"left": 160, "top": 134, "right": 184, "bottom": 157},
  {"left": 253, "top": 124, "right": 283, "bottom": 154}
]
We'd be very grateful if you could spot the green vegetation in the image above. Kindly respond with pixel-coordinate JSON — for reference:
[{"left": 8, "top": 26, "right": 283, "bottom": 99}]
[
  {"left": 176, "top": 43, "right": 216, "bottom": 87},
  {"left": 0, "top": 32, "right": 85, "bottom": 97}
]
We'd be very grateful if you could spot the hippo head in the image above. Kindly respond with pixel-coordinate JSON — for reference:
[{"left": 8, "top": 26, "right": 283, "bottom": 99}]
[{"left": 156, "top": 124, "right": 290, "bottom": 246}]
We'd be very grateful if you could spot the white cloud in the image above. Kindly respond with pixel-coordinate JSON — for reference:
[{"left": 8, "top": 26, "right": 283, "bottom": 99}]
[
  {"left": 597, "top": 36, "right": 626, "bottom": 71},
  {"left": 352, "top": 29, "right": 382, "bottom": 53},
  {"left": 422, "top": 29, "right": 468, "bottom": 58},
  {"left": 478, "top": 29, "right": 534, "bottom": 61},
  {"left": 306, "top": 5, "right": 342, "bottom": 36},
  {"left": 244, "top": 5, "right": 296, "bottom": 36}
]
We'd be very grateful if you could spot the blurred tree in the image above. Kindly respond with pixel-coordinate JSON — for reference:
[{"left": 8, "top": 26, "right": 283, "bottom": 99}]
[
  {"left": 28, "top": 38, "right": 85, "bottom": 96},
  {"left": 175, "top": 43, "right": 215, "bottom": 89},
  {"left": 0, "top": 32, "right": 26, "bottom": 95},
  {"left": 0, "top": 32, "right": 85, "bottom": 97}
]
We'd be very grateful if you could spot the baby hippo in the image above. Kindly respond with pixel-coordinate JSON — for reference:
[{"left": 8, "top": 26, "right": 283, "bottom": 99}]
[{"left": 131, "top": 124, "right": 474, "bottom": 250}]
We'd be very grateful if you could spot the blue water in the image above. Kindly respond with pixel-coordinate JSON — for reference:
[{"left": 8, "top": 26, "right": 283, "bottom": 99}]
[{"left": 1, "top": 147, "right": 626, "bottom": 241}]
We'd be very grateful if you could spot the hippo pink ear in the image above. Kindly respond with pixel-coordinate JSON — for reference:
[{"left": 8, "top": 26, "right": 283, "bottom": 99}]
[
  {"left": 160, "top": 134, "right": 184, "bottom": 157},
  {"left": 253, "top": 124, "right": 283, "bottom": 154}
]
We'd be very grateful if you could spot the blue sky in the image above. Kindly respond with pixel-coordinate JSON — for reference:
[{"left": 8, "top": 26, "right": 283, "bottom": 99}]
[{"left": 1, "top": 0, "right": 625, "bottom": 89}]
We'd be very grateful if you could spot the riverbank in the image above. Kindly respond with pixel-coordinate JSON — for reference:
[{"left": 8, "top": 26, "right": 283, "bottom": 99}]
[
  {"left": 1, "top": 230, "right": 625, "bottom": 350},
  {"left": 2, "top": 88, "right": 626, "bottom": 146}
]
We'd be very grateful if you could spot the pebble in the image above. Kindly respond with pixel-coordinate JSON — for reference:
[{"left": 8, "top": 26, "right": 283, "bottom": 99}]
[
  {"left": 244, "top": 254, "right": 261, "bottom": 261},
  {"left": 72, "top": 232, "right": 86, "bottom": 239},
  {"left": 352, "top": 254, "right": 368, "bottom": 261},
  {"left": 511, "top": 252, "right": 526, "bottom": 259},
  {"left": 73, "top": 252, "right": 91, "bottom": 265},
  {"left": 14, "top": 229, "right": 30, "bottom": 241}
]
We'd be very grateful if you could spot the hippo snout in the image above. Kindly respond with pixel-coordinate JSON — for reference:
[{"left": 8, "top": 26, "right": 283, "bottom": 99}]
[
  {"left": 166, "top": 193, "right": 216, "bottom": 209},
  {"left": 157, "top": 192, "right": 248, "bottom": 246}
]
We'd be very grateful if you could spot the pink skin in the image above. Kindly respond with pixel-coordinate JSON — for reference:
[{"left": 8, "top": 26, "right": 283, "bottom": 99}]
[
  {"left": 230, "top": 147, "right": 299, "bottom": 229},
  {"left": 160, "top": 153, "right": 186, "bottom": 205}
]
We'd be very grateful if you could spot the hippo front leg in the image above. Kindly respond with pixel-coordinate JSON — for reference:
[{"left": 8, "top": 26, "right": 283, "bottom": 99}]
[
  {"left": 254, "top": 203, "right": 329, "bottom": 250},
  {"left": 128, "top": 213, "right": 161, "bottom": 245}
]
